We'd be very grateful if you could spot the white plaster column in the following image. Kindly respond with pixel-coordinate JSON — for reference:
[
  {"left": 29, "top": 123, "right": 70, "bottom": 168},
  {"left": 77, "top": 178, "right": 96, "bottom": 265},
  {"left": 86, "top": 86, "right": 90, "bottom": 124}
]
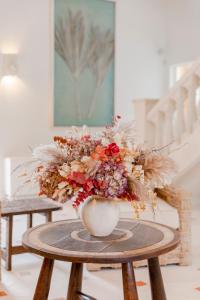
[
  {"left": 175, "top": 88, "right": 186, "bottom": 142},
  {"left": 163, "top": 99, "right": 174, "bottom": 146},
  {"left": 155, "top": 111, "right": 164, "bottom": 147},
  {"left": 185, "top": 76, "right": 199, "bottom": 133}
]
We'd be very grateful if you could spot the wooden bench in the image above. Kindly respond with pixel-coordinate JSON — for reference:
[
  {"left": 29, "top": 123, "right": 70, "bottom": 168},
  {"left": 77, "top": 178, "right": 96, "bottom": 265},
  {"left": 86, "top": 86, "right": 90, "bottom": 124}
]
[{"left": 1, "top": 198, "right": 62, "bottom": 271}]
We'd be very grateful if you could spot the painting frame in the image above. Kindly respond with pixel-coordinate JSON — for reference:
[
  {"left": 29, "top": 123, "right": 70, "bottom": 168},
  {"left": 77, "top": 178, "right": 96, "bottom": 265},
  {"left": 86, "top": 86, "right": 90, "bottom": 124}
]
[{"left": 49, "top": 0, "right": 117, "bottom": 129}]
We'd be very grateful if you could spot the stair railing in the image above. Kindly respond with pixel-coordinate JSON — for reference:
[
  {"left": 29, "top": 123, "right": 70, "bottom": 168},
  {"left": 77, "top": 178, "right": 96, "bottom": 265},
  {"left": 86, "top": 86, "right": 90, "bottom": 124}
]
[{"left": 133, "top": 60, "right": 200, "bottom": 154}]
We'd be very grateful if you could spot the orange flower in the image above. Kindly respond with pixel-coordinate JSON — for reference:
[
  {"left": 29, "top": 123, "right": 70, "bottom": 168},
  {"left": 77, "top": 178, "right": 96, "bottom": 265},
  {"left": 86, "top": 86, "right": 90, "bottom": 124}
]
[
  {"left": 115, "top": 155, "right": 122, "bottom": 163},
  {"left": 53, "top": 136, "right": 67, "bottom": 145},
  {"left": 120, "top": 148, "right": 127, "bottom": 157},
  {"left": 91, "top": 145, "right": 108, "bottom": 161}
]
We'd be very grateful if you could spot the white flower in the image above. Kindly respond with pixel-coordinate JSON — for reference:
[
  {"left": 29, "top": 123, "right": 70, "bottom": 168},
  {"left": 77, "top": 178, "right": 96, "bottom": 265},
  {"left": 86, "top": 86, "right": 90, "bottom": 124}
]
[
  {"left": 83, "top": 157, "right": 100, "bottom": 176},
  {"left": 124, "top": 161, "right": 133, "bottom": 174},
  {"left": 62, "top": 163, "right": 70, "bottom": 172},
  {"left": 66, "top": 186, "right": 73, "bottom": 195},
  {"left": 58, "top": 181, "right": 68, "bottom": 189},
  {"left": 81, "top": 156, "right": 90, "bottom": 163},
  {"left": 101, "top": 137, "right": 109, "bottom": 146},
  {"left": 71, "top": 161, "right": 84, "bottom": 172},
  {"left": 135, "top": 165, "right": 142, "bottom": 171},
  {"left": 82, "top": 125, "right": 89, "bottom": 137},
  {"left": 124, "top": 154, "right": 134, "bottom": 163},
  {"left": 59, "top": 163, "right": 70, "bottom": 177},
  {"left": 113, "top": 171, "right": 122, "bottom": 181}
]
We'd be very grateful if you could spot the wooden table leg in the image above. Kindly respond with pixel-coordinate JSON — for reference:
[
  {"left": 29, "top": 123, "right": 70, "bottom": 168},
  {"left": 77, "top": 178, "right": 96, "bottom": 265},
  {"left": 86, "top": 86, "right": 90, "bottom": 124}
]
[
  {"left": 67, "top": 263, "right": 83, "bottom": 300},
  {"left": 33, "top": 257, "right": 54, "bottom": 300},
  {"left": 148, "top": 257, "right": 167, "bottom": 300},
  {"left": 122, "top": 262, "right": 139, "bottom": 300},
  {"left": 27, "top": 213, "right": 33, "bottom": 228},
  {"left": 45, "top": 211, "right": 52, "bottom": 223},
  {"left": 5, "top": 216, "right": 13, "bottom": 271}
]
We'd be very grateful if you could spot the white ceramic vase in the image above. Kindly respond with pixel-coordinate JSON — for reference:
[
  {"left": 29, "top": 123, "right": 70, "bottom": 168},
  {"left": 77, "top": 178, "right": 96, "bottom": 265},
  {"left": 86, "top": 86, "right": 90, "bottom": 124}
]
[{"left": 79, "top": 196, "right": 120, "bottom": 237}]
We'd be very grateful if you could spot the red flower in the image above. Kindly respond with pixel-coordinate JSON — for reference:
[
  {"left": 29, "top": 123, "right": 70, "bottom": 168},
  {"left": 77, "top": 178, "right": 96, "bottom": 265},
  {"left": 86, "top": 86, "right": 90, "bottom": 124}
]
[
  {"left": 83, "top": 179, "right": 94, "bottom": 192},
  {"left": 98, "top": 180, "right": 107, "bottom": 189},
  {"left": 105, "top": 143, "right": 120, "bottom": 156},
  {"left": 68, "top": 172, "right": 87, "bottom": 185},
  {"left": 73, "top": 191, "right": 93, "bottom": 207}
]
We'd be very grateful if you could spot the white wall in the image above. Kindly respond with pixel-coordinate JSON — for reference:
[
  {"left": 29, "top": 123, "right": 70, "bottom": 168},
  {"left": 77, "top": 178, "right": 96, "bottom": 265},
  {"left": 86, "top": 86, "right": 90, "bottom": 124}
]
[
  {"left": 115, "top": 0, "right": 167, "bottom": 117},
  {"left": 166, "top": 0, "right": 200, "bottom": 69},
  {"left": 0, "top": 0, "right": 167, "bottom": 195}
]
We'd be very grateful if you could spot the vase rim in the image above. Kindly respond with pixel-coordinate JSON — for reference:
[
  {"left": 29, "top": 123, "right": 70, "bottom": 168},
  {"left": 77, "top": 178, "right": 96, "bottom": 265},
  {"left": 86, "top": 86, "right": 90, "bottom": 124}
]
[{"left": 89, "top": 195, "right": 121, "bottom": 202}]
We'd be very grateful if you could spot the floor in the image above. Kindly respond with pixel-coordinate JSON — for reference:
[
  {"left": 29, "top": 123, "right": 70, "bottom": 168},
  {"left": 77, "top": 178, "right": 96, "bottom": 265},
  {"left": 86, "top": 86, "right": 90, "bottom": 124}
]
[{"left": 0, "top": 199, "right": 200, "bottom": 300}]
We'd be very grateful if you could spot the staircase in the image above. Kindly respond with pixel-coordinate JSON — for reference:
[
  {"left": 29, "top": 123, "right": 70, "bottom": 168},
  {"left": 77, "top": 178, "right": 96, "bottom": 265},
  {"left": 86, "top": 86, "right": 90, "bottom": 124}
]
[{"left": 134, "top": 59, "right": 200, "bottom": 196}]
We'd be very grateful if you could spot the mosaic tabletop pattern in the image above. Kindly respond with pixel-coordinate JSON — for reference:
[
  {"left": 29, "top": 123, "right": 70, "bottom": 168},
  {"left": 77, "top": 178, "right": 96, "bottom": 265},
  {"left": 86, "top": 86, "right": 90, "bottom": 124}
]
[{"left": 23, "top": 219, "right": 179, "bottom": 263}]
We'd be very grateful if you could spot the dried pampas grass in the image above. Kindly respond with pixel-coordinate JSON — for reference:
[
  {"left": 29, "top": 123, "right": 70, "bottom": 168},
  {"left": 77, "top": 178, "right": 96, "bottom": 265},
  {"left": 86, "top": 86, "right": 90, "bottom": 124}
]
[
  {"left": 155, "top": 184, "right": 191, "bottom": 209},
  {"left": 142, "top": 151, "right": 177, "bottom": 187},
  {"left": 128, "top": 176, "right": 148, "bottom": 202},
  {"left": 33, "top": 144, "right": 67, "bottom": 165}
]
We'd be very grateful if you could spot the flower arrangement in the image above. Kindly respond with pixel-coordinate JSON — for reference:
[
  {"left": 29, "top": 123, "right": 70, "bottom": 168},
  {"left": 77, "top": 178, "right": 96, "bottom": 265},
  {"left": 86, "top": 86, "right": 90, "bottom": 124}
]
[{"left": 32, "top": 117, "right": 176, "bottom": 214}]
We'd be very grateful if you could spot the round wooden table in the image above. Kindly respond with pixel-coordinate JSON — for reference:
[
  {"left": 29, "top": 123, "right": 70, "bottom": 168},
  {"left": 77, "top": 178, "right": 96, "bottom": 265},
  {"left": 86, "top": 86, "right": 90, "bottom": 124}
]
[{"left": 22, "top": 218, "right": 180, "bottom": 300}]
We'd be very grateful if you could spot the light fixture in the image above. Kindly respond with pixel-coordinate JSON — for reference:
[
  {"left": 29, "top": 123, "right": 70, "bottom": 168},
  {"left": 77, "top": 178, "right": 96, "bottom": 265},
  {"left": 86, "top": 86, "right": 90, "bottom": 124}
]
[
  {"left": 1, "top": 53, "right": 18, "bottom": 87},
  {"left": 2, "top": 53, "right": 18, "bottom": 76}
]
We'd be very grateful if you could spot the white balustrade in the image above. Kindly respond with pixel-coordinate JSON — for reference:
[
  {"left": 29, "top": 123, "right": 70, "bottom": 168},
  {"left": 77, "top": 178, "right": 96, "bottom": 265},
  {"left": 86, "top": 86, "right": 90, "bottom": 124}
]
[
  {"left": 174, "top": 88, "right": 186, "bottom": 142},
  {"left": 134, "top": 60, "right": 200, "bottom": 151},
  {"left": 154, "top": 110, "right": 166, "bottom": 147},
  {"left": 185, "top": 76, "right": 199, "bottom": 133},
  {"left": 163, "top": 100, "right": 174, "bottom": 147}
]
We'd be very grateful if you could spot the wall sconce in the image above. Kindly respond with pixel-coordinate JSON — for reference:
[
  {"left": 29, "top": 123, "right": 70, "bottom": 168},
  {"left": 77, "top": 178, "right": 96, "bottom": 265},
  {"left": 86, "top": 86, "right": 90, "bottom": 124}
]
[{"left": 1, "top": 53, "right": 18, "bottom": 86}]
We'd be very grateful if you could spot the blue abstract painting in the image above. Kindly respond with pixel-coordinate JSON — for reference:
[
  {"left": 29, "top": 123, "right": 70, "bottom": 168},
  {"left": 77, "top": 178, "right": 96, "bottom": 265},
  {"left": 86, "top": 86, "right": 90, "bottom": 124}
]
[{"left": 54, "top": 0, "right": 115, "bottom": 126}]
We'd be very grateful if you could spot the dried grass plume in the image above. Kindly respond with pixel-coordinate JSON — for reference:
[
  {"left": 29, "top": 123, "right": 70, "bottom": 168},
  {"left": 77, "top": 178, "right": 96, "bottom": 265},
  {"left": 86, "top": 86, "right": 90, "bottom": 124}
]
[{"left": 141, "top": 151, "right": 177, "bottom": 187}]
